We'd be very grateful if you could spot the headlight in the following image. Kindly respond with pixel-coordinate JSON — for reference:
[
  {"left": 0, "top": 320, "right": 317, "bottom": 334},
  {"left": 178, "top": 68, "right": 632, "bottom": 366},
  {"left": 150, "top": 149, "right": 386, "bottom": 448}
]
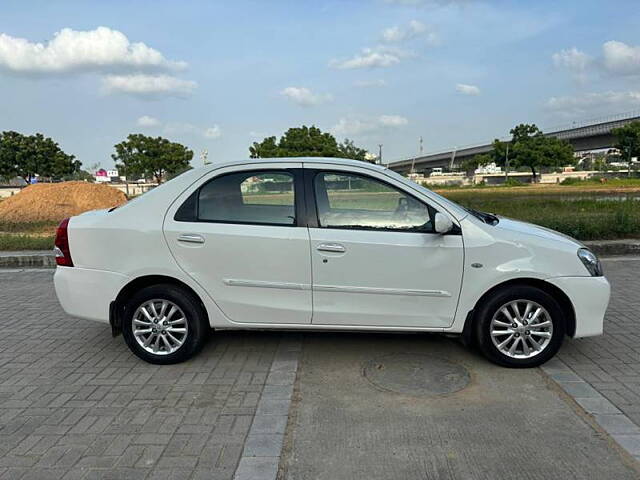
[{"left": 577, "top": 248, "right": 603, "bottom": 277}]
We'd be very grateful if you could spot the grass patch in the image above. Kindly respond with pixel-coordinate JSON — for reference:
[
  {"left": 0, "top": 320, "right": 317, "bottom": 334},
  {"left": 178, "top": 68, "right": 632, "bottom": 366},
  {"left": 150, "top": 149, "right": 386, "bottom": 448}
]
[
  {"left": 0, "top": 234, "right": 54, "bottom": 251},
  {"left": 0, "top": 220, "right": 58, "bottom": 234},
  {"left": 442, "top": 191, "right": 640, "bottom": 240},
  {"left": 559, "top": 176, "right": 640, "bottom": 187}
]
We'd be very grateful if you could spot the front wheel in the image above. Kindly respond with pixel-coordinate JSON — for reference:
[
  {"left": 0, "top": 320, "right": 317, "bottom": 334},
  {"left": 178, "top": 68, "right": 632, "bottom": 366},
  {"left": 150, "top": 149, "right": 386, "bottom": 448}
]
[
  {"left": 122, "top": 284, "right": 209, "bottom": 364},
  {"left": 474, "top": 286, "right": 565, "bottom": 368}
]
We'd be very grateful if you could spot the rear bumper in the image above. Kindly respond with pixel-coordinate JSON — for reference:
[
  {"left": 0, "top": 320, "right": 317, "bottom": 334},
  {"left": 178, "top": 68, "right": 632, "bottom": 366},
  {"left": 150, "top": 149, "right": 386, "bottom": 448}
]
[
  {"left": 54, "top": 266, "right": 128, "bottom": 324},
  {"left": 546, "top": 276, "right": 611, "bottom": 338}
]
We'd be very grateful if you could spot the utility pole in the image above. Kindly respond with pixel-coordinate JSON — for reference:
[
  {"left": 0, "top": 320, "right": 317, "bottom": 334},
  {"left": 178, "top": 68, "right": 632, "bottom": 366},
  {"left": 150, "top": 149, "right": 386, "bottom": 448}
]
[
  {"left": 504, "top": 143, "right": 510, "bottom": 180},
  {"left": 410, "top": 136, "right": 423, "bottom": 175},
  {"left": 449, "top": 147, "right": 457, "bottom": 171},
  {"left": 123, "top": 163, "right": 129, "bottom": 197},
  {"left": 378, "top": 144, "right": 383, "bottom": 166}
]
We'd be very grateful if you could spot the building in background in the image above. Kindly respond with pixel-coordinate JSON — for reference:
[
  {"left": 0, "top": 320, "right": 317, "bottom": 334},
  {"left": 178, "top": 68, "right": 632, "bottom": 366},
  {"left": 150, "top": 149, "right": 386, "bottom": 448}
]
[{"left": 95, "top": 169, "right": 120, "bottom": 183}]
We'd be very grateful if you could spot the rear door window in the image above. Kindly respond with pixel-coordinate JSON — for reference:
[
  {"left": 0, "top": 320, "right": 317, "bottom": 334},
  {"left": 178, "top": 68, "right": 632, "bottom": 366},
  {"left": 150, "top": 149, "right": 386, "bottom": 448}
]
[{"left": 177, "top": 170, "right": 296, "bottom": 226}]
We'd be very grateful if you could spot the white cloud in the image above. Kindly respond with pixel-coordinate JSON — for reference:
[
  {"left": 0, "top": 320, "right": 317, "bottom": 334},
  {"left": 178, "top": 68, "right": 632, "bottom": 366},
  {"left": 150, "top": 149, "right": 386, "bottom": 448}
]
[
  {"left": 545, "top": 90, "right": 640, "bottom": 115},
  {"left": 329, "top": 47, "right": 408, "bottom": 69},
  {"left": 280, "top": 86, "right": 332, "bottom": 106},
  {"left": 136, "top": 115, "right": 160, "bottom": 127},
  {"left": 378, "top": 115, "right": 409, "bottom": 127},
  {"left": 602, "top": 40, "right": 640, "bottom": 75},
  {"left": 383, "top": 20, "right": 425, "bottom": 42},
  {"left": 204, "top": 125, "right": 222, "bottom": 139},
  {"left": 381, "top": 20, "right": 437, "bottom": 45},
  {"left": 354, "top": 79, "right": 387, "bottom": 88},
  {"left": 331, "top": 115, "right": 409, "bottom": 136},
  {"left": 0, "top": 26, "right": 185, "bottom": 74},
  {"left": 103, "top": 74, "right": 197, "bottom": 97},
  {"left": 552, "top": 47, "right": 591, "bottom": 73},
  {"left": 455, "top": 83, "right": 480, "bottom": 95}
]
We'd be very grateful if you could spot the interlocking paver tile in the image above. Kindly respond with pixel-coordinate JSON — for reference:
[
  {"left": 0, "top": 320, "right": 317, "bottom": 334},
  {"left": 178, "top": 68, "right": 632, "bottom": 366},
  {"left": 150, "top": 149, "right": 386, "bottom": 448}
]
[
  {"left": 0, "top": 270, "right": 279, "bottom": 478},
  {"left": 560, "top": 258, "right": 640, "bottom": 424}
]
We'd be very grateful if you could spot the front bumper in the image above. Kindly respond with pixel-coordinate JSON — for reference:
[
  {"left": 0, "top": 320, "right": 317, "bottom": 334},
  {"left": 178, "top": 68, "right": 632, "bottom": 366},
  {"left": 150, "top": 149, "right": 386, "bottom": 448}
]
[
  {"left": 54, "top": 266, "right": 128, "bottom": 324},
  {"left": 546, "top": 275, "right": 611, "bottom": 338}
]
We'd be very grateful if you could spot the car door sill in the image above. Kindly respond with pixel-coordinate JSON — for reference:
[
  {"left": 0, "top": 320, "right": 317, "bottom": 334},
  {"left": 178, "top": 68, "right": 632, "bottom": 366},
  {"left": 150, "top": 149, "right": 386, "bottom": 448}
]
[{"left": 215, "top": 323, "right": 449, "bottom": 332}]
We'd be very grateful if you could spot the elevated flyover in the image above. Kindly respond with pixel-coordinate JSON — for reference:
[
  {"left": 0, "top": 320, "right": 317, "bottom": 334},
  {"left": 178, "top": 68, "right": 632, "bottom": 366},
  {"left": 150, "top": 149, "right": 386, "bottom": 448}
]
[{"left": 389, "top": 112, "right": 640, "bottom": 174}]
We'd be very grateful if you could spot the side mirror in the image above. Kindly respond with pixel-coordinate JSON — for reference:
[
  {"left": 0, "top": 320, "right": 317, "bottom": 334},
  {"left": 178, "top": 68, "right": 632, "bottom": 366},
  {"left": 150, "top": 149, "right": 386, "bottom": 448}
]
[{"left": 434, "top": 212, "right": 454, "bottom": 234}]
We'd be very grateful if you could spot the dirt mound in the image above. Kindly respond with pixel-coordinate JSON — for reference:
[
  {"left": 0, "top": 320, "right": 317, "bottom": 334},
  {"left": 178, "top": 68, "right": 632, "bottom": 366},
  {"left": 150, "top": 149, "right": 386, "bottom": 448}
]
[{"left": 0, "top": 181, "right": 127, "bottom": 224}]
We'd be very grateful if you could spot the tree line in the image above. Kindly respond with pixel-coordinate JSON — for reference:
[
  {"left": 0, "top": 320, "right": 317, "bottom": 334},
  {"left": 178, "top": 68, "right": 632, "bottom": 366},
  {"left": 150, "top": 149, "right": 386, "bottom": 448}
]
[
  {"left": 464, "top": 121, "right": 640, "bottom": 179},
  {"left": 0, "top": 126, "right": 369, "bottom": 185},
  {"left": 3, "top": 121, "right": 638, "bottom": 185},
  {"left": 0, "top": 132, "right": 81, "bottom": 183}
]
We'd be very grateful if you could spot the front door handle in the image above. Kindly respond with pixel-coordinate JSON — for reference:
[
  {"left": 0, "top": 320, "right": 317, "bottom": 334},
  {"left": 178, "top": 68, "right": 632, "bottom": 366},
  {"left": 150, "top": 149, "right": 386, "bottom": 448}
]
[
  {"left": 178, "top": 234, "right": 205, "bottom": 244},
  {"left": 317, "top": 243, "right": 346, "bottom": 253}
]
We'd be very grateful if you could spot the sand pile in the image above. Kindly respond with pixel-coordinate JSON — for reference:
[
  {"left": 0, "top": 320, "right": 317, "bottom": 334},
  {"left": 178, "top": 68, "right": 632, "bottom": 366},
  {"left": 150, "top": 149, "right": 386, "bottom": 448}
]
[{"left": 0, "top": 181, "right": 127, "bottom": 223}]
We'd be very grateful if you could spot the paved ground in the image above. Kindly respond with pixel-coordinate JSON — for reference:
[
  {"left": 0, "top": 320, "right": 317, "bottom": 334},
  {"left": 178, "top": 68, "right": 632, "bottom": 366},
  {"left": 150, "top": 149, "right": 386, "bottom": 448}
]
[
  {"left": 2, "top": 258, "right": 640, "bottom": 479},
  {"left": 0, "top": 270, "right": 286, "bottom": 479},
  {"left": 557, "top": 257, "right": 640, "bottom": 453},
  {"left": 279, "top": 257, "right": 640, "bottom": 479},
  {"left": 280, "top": 332, "right": 639, "bottom": 480}
]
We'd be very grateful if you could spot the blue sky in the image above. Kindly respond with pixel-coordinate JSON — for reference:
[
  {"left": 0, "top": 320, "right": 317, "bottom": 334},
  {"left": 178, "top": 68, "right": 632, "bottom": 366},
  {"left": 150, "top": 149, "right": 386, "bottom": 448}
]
[{"left": 1, "top": 0, "right": 640, "bottom": 169}]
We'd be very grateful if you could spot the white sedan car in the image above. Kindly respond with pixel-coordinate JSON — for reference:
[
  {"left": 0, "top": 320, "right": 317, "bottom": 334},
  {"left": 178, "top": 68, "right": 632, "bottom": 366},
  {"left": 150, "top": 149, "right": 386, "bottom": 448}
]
[{"left": 53, "top": 158, "right": 610, "bottom": 368}]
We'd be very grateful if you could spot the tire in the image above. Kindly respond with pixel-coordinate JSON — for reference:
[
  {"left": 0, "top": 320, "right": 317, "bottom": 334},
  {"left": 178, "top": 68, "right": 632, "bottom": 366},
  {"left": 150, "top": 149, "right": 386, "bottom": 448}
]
[
  {"left": 122, "top": 284, "right": 209, "bottom": 364},
  {"left": 474, "top": 285, "right": 565, "bottom": 368}
]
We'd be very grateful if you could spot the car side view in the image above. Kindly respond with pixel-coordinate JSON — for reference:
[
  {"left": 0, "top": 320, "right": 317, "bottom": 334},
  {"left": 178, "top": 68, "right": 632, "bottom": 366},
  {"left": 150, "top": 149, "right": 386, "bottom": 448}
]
[{"left": 53, "top": 158, "right": 610, "bottom": 368}]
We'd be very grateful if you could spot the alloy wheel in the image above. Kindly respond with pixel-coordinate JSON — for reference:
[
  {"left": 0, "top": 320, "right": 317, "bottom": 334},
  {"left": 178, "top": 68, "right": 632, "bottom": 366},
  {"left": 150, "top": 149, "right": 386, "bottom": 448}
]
[
  {"left": 132, "top": 299, "right": 188, "bottom": 355},
  {"left": 489, "top": 299, "right": 554, "bottom": 359}
]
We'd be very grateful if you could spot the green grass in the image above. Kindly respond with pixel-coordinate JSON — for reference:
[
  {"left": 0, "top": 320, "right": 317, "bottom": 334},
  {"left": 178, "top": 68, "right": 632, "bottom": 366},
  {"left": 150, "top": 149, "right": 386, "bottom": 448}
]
[
  {"left": 0, "top": 234, "right": 54, "bottom": 251},
  {"left": 442, "top": 191, "right": 640, "bottom": 240},
  {"left": 0, "top": 220, "right": 58, "bottom": 234},
  {"left": 559, "top": 176, "right": 640, "bottom": 187}
]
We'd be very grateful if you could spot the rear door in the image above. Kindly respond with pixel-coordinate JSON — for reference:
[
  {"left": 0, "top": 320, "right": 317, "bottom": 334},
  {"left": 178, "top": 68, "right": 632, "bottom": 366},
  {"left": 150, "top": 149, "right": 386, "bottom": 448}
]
[
  {"left": 306, "top": 164, "right": 464, "bottom": 328},
  {"left": 164, "top": 163, "right": 312, "bottom": 324}
]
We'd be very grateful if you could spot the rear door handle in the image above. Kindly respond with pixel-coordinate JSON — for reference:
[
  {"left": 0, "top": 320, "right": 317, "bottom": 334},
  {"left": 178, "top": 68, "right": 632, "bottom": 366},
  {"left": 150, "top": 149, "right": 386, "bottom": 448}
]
[
  {"left": 178, "top": 234, "right": 205, "bottom": 244},
  {"left": 317, "top": 243, "right": 346, "bottom": 253}
]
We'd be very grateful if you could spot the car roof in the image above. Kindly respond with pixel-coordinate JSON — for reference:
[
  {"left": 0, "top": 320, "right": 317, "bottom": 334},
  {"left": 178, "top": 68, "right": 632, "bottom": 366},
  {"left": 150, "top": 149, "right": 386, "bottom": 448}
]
[{"left": 197, "top": 157, "right": 388, "bottom": 173}]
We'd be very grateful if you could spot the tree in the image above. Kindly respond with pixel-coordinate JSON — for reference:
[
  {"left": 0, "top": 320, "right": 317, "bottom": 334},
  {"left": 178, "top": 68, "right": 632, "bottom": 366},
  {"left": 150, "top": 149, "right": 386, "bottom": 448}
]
[
  {"left": 250, "top": 125, "right": 368, "bottom": 161},
  {"left": 337, "top": 138, "right": 368, "bottom": 162},
  {"left": 474, "top": 124, "right": 573, "bottom": 181},
  {"left": 462, "top": 152, "right": 492, "bottom": 172},
  {"left": 61, "top": 169, "right": 95, "bottom": 182},
  {"left": 612, "top": 121, "right": 640, "bottom": 176},
  {"left": 112, "top": 134, "right": 193, "bottom": 184},
  {"left": 0, "top": 131, "right": 80, "bottom": 183},
  {"left": 461, "top": 139, "right": 509, "bottom": 172}
]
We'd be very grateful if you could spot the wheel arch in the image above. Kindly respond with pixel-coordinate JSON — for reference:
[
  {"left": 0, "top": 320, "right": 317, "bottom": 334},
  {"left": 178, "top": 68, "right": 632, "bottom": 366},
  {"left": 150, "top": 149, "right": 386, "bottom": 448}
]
[
  {"left": 462, "top": 278, "right": 576, "bottom": 344},
  {"left": 109, "top": 275, "right": 209, "bottom": 337}
]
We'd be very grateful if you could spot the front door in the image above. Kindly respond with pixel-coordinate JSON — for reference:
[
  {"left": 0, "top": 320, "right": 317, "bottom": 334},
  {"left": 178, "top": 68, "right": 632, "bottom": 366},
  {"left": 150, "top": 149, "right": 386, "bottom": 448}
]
[
  {"left": 307, "top": 167, "right": 464, "bottom": 328},
  {"left": 164, "top": 164, "right": 312, "bottom": 324}
]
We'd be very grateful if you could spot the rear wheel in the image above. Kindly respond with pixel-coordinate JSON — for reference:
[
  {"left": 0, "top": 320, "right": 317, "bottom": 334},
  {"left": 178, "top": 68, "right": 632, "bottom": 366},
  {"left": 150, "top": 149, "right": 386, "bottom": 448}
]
[
  {"left": 474, "top": 285, "right": 565, "bottom": 368},
  {"left": 122, "top": 284, "right": 209, "bottom": 364}
]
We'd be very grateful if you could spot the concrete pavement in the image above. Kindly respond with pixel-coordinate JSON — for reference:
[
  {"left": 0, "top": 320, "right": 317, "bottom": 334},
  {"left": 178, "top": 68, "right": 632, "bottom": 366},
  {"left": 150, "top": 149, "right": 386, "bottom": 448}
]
[{"left": 279, "top": 332, "right": 639, "bottom": 480}]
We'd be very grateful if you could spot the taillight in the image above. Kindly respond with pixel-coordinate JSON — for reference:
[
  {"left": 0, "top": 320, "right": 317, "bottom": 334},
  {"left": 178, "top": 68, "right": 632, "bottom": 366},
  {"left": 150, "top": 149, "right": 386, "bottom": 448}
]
[{"left": 54, "top": 217, "right": 74, "bottom": 267}]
